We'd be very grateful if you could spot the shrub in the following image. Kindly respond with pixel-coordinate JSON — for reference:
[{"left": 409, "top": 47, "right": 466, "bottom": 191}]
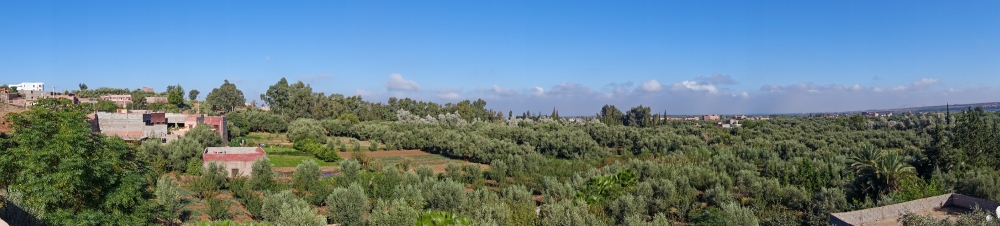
[
  {"left": 326, "top": 183, "right": 369, "bottom": 226},
  {"left": 249, "top": 157, "right": 277, "bottom": 191},
  {"left": 293, "top": 138, "right": 326, "bottom": 155},
  {"left": 322, "top": 119, "right": 354, "bottom": 137},
  {"left": 260, "top": 190, "right": 294, "bottom": 222},
  {"left": 416, "top": 165, "right": 435, "bottom": 181},
  {"left": 293, "top": 160, "right": 328, "bottom": 205},
  {"left": 353, "top": 139, "right": 361, "bottom": 152},
  {"left": 462, "top": 164, "right": 484, "bottom": 188},
  {"left": 315, "top": 147, "right": 342, "bottom": 162},
  {"left": 261, "top": 190, "right": 325, "bottom": 226},
  {"left": 205, "top": 194, "right": 231, "bottom": 221},
  {"left": 199, "top": 161, "right": 229, "bottom": 192},
  {"left": 720, "top": 202, "right": 758, "bottom": 226},
  {"left": 540, "top": 199, "right": 606, "bottom": 226},
  {"left": 443, "top": 162, "right": 462, "bottom": 182},
  {"left": 287, "top": 118, "right": 326, "bottom": 144},
  {"left": 488, "top": 159, "right": 508, "bottom": 181},
  {"left": 340, "top": 159, "right": 361, "bottom": 182},
  {"left": 188, "top": 124, "right": 225, "bottom": 147},
  {"left": 156, "top": 176, "right": 183, "bottom": 223},
  {"left": 186, "top": 159, "right": 202, "bottom": 176},
  {"left": 369, "top": 199, "right": 420, "bottom": 226},
  {"left": 415, "top": 211, "right": 471, "bottom": 226},
  {"left": 426, "top": 179, "right": 466, "bottom": 212},
  {"left": 167, "top": 137, "right": 204, "bottom": 172}
]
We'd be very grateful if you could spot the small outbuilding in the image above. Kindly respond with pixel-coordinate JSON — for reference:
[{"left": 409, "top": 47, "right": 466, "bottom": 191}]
[{"left": 203, "top": 147, "right": 267, "bottom": 178}]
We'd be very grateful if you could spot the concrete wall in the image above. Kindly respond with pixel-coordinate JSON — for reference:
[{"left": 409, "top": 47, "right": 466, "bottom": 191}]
[
  {"left": 204, "top": 160, "right": 254, "bottom": 178},
  {"left": 949, "top": 194, "right": 1000, "bottom": 213},
  {"left": 830, "top": 193, "right": 952, "bottom": 226}
]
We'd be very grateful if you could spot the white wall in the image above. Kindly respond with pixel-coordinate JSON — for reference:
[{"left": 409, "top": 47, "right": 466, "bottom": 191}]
[{"left": 11, "top": 82, "right": 44, "bottom": 91}]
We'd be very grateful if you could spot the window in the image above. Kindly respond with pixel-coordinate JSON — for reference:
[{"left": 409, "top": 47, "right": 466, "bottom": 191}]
[{"left": 231, "top": 169, "right": 239, "bottom": 177}]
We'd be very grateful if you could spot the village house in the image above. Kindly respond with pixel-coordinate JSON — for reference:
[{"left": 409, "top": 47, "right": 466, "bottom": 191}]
[
  {"left": 100, "top": 94, "right": 132, "bottom": 107},
  {"left": 90, "top": 111, "right": 228, "bottom": 142},
  {"left": 145, "top": 96, "right": 168, "bottom": 104},
  {"left": 90, "top": 111, "right": 168, "bottom": 141},
  {"left": 203, "top": 147, "right": 267, "bottom": 177},
  {"left": 702, "top": 114, "right": 720, "bottom": 120},
  {"left": 10, "top": 82, "right": 44, "bottom": 91}
]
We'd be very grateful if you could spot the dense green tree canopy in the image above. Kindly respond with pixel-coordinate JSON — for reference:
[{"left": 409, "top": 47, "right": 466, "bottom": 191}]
[
  {"left": 0, "top": 99, "right": 157, "bottom": 225},
  {"left": 205, "top": 80, "right": 246, "bottom": 113}
]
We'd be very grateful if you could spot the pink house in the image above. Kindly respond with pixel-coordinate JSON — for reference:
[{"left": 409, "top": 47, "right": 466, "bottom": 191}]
[{"left": 203, "top": 147, "right": 266, "bottom": 177}]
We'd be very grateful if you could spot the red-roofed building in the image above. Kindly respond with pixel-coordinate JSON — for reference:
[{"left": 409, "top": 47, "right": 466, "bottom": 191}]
[{"left": 203, "top": 147, "right": 266, "bottom": 177}]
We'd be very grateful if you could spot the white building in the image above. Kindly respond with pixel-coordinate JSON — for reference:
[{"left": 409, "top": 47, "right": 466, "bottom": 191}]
[{"left": 10, "top": 82, "right": 44, "bottom": 91}]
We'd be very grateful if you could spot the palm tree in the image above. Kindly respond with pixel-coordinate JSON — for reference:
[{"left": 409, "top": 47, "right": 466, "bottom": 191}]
[
  {"left": 848, "top": 145, "right": 916, "bottom": 196},
  {"left": 876, "top": 150, "right": 917, "bottom": 192}
]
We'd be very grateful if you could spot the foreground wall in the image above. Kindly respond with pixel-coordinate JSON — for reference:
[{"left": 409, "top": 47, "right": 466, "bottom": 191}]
[
  {"left": 830, "top": 193, "right": 1000, "bottom": 226},
  {"left": 830, "top": 194, "right": 952, "bottom": 226}
]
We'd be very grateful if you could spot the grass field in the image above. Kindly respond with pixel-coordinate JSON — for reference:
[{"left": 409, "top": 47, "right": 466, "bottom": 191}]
[
  {"left": 262, "top": 146, "right": 305, "bottom": 155},
  {"left": 268, "top": 155, "right": 337, "bottom": 167}
]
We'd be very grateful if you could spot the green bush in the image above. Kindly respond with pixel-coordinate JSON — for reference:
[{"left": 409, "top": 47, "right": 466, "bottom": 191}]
[
  {"left": 326, "top": 183, "right": 369, "bottom": 226},
  {"left": 287, "top": 118, "right": 326, "bottom": 144},
  {"left": 198, "top": 161, "right": 229, "bottom": 192},
  {"left": 293, "top": 160, "right": 328, "bottom": 205},
  {"left": 249, "top": 157, "right": 277, "bottom": 191},
  {"left": 415, "top": 211, "right": 471, "bottom": 226},
  {"left": 369, "top": 198, "right": 420, "bottom": 226},
  {"left": 293, "top": 138, "right": 326, "bottom": 155},
  {"left": 205, "top": 194, "right": 231, "bottom": 221},
  {"left": 261, "top": 190, "right": 325, "bottom": 226},
  {"left": 156, "top": 175, "right": 183, "bottom": 223}
]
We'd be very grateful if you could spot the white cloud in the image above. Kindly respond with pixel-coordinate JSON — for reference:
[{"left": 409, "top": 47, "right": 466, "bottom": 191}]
[
  {"left": 529, "top": 86, "right": 545, "bottom": 96},
  {"left": 436, "top": 88, "right": 462, "bottom": 100},
  {"left": 912, "top": 78, "right": 941, "bottom": 89},
  {"left": 639, "top": 79, "right": 663, "bottom": 92},
  {"left": 385, "top": 73, "right": 421, "bottom": 91},
  {"left": 672, "top": 81, "right": 718, "bottom": 93},
  {"left": 605, "top": 82, "right": 634, "bottom": 96},
  {"left": 475, "top": 85, "right": 518, "bottom": 96}
]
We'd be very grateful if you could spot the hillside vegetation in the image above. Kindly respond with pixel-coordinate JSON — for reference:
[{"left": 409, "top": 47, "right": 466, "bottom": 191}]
[{"left": 2, "top": 80, "right": 1000, "bottom": 225}]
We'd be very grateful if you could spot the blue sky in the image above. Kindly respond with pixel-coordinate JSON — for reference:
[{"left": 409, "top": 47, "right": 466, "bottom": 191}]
[{"left": 2, "top": 1, "right": 999, "bottom": 115}]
